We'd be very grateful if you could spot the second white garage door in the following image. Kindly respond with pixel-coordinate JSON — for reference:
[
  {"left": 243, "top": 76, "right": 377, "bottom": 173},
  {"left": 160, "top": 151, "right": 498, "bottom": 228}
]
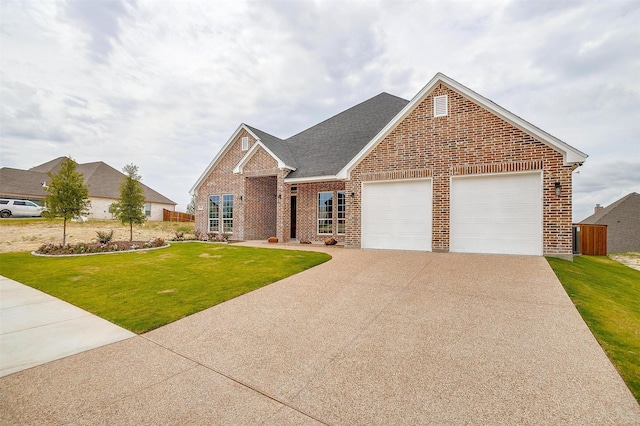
[
  {"left": 450, "top": 172, "right": 542, "bottom": 255},
  {"left": 362, "top": 179, "right": 432, "bottom": 251}
]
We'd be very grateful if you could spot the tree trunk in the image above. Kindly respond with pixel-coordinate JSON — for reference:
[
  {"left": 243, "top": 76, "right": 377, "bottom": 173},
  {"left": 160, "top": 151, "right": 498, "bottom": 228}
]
[
  {"left": 63, "top": 218, "right": 67, "bottom": 245},
  {"left": 130, "top": 221, "right": 133, "bottom": 241}
]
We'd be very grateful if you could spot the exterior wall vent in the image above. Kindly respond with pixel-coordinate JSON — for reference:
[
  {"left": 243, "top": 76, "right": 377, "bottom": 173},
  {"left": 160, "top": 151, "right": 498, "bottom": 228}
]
[
  {"left": 241, "top": 136, "right": 249, "bottom": 151},
  {"left": 434, "top": 95, "right": 448, "bottom": 117}
]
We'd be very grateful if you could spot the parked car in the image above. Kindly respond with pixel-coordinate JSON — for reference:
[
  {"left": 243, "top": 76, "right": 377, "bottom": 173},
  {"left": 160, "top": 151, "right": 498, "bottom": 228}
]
[{"left": 0, "top": 199, "right": 46, "bottom": 218}]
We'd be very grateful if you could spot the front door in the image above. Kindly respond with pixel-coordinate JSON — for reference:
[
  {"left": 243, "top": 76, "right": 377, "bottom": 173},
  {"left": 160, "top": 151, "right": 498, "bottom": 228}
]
[{"left": 290, "top": 195, "right": 297, "bottom": 239}]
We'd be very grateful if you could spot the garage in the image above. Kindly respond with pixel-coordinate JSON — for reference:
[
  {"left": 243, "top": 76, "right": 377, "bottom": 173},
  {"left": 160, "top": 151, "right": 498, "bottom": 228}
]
[
  {"left": 450, "top": 172, "right": 542, "bottom": 255},
  {"left": 362, "top": 179, "right": 432, "bottom": 251}
]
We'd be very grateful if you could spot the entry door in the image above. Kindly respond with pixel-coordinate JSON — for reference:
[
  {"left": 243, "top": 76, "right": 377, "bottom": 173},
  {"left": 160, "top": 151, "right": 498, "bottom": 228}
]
[
  {"left": 361, "top": 179, "right": 432, "bottom": 251},
  {"left": 290, "top": 195, "right": 297, "bottom": 239}
]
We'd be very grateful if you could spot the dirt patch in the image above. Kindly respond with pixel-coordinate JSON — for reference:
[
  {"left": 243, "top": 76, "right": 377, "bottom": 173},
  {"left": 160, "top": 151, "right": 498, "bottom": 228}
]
[
  {"left": 0, "top": 219, "right": 192, "bottom": 253},
  {"left": 610, "top": 252, "right": 640, "bottom": 272}
]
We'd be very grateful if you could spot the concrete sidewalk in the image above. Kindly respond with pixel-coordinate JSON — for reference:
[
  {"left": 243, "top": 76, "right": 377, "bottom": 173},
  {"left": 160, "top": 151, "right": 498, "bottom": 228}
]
[
  {"left": 0, "top": 276, "right": 135, "bottom": 377},
  {"left": 1, "top": 247, "right": 639, "bottom": 424}
]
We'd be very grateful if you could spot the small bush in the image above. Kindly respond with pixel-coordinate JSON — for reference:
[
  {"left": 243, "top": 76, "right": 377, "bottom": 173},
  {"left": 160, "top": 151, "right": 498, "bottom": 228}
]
[
  {"left": 96, "top": 229, "right": 114, "bottom": 244},
  {"left": 35, "top": 237, "right": 166, "bottom": 255}
]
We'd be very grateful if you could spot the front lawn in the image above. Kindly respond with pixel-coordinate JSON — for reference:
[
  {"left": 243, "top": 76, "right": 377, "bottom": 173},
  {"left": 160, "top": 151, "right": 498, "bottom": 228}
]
[
  {"left": 547, "top": 255, "right": 640, "bottom": 402},
  {"left": 0, "top": 243, "right": 330, "bottom": 333}
]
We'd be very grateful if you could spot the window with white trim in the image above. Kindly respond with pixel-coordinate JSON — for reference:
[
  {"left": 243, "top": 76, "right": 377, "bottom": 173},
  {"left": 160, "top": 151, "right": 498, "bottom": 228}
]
[
  {"left": 434, "top": 95, "right": 448, "bottom": 117},
  {"left": 337, "top": 191, "right": 346, "bottom": 235},
  {"left": 144, "top": 203, "right": 151, "bottom": 216},
  {"left": 317, "top": 192, "right": 333, "bottom": 234},
  {"left": 222, "top": 194, "right": 234, "bottom": 233},
  {"left": 209, "top": 195, "right": 219, "bottom": 232},
  {"left": 241, "top": 136, "right": 249, "bottom": 151}
]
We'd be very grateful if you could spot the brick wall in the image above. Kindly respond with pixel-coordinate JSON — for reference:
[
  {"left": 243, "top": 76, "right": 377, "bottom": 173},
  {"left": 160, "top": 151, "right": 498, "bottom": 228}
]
[
  {"left": 194, "top": 129, "right": 257, "bottom": 239},
  {"left": 194, "top": 131, "right": 288, "bottom": 241},
  {"left": 286, "top": 181, "right": 346, "bottom": 243},
  {"left": 346, "top": 83, "right": 575, "bottom": 256}
]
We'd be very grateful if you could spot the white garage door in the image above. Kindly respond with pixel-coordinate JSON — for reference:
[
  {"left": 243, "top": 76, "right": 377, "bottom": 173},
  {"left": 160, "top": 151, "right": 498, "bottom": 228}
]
[
  {"left": 450, "top": 173, "right": 542, "bottom": 255},
  {"left": 362, "top": 179, "right": 432, "bottom": 251}
]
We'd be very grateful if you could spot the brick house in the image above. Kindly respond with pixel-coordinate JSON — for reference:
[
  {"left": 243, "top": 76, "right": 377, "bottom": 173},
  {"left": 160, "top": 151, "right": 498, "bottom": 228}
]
[{"left": 191, "top": 73, "right": 587, "bottom": 258}]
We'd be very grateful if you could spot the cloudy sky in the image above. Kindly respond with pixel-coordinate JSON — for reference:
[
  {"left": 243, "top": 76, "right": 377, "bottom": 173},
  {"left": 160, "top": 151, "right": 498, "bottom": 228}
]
[{"left": 1, "top": 0, "right": 638, "bottom": 220}]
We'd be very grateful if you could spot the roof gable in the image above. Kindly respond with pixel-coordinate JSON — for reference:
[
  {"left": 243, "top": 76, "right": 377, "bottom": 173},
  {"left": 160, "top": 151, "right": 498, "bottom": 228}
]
[
  {"left": 233, "top": 140, "right": 294, "bottom": 174},
  {"left": 338, "top": 73, "right": 588, "bottom": 179}
]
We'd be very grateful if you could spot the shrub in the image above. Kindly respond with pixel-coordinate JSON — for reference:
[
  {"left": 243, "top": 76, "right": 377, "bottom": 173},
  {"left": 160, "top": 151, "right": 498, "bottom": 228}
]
[
  {"left": 35, "top": 237, "right": 166, "bottom": 255},
  {"left": 194, "top": 229, "right": 204, "bottom": 240},
  {"left": 96, "top": 229, "right": 114, "bottom": 244}
]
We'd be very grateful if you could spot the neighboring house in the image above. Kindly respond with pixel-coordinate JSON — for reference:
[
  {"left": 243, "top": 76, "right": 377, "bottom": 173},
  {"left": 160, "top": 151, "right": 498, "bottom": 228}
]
[
  {"left": 191, "top": 73, "right": 588, "bottom": 258},
  {"left": 0, "top": 157, "right": 176, "bottom": 221},
  {"left": 579, "top": 193, "right": 640, "bottom": 253}
]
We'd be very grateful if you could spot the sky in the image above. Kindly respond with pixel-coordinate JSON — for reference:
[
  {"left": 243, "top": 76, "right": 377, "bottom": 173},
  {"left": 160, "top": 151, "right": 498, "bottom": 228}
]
[{"left": 1, "top": 0, "right": 638, "bottom": 221}]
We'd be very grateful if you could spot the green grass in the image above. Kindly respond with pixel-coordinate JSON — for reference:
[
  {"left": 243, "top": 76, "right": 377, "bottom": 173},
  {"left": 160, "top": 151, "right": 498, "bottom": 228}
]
[
  {"left": 0, "top": 243, "right": 330, "bottom": 333},
  {"left": 547, "top": 255, "right": 640, "bottom": 402}
]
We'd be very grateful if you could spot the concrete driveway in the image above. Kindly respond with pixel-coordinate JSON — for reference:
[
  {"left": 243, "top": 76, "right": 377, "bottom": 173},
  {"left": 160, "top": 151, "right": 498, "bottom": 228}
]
[{"left": 1, "top": 245, "right": 639, "bottom": 424}]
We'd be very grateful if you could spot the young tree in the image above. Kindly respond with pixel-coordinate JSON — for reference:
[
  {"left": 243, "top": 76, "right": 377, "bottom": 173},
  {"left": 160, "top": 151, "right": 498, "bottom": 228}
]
[
  {"left": 186, "top": 196, "right": 195, "bottom": 215},
  {"left": 43, "top": 157, "right": 91, "bottom": 245},
  {"left": 111, "top": 164, "right": 147, "bottom": 241}
]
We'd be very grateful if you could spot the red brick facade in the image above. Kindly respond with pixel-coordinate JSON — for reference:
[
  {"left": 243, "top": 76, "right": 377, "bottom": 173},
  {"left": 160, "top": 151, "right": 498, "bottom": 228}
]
[
  {"left": 345, "top": 84, "right": 575, "bottom": 256},
  {"left": 193, "top": 81, "right": 580, "bottom": 257}
]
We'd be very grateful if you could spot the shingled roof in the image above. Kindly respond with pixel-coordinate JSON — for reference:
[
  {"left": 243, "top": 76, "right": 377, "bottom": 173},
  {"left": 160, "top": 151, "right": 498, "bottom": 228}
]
[
  {"left": 283, "top": 93, "right": 409, "bottom": 179},
  {"left": 245, "top": 93, "right": 409, "bottom": 179},
  {"left": 0, "top": 158, "right": 176, "bottom": 205}
]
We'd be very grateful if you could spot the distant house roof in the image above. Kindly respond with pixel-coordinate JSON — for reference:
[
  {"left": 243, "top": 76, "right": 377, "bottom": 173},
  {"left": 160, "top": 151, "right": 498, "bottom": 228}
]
[
  {"left": 0, "top": 168, "right": 49, "bottom": 199},
  {"left": 579, "top": 192, "right": 640, "bottom": 253},
  {"left": 1, "top": 157, "right": 176, "bottom": 205},
  {"left": 580, "top": 192, "right": 639, "bottom": 224}
]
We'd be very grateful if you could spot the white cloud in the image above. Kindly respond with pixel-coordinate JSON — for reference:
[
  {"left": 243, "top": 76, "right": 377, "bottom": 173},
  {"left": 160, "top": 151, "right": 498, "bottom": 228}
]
[{"left": 1, "top": 0, "right": 638, "bottom": 214}]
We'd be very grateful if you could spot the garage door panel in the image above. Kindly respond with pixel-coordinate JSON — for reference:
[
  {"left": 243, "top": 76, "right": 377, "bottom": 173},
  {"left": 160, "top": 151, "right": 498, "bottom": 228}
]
[
  {"left": 450, "top": 173, "right": 542, "bottom": 255},
  {"left": 362, "top": 180, "right": 432, "bottom": 251}
]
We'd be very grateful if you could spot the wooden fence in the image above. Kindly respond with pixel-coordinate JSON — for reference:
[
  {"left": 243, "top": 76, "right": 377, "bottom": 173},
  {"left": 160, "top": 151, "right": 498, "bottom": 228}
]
[
  {"left": 163, "top": 209, "right": 195, "bottom": 222},
  {"left": 574, "top": 224, "right": 607, "bottom": 256}
]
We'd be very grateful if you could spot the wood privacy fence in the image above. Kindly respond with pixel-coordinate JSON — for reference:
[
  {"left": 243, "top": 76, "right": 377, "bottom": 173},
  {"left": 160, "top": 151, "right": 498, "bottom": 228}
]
[
  {"left": 163, "top": 209, "right": 195, "bottom": 222},
  {"left": 574, "top": 224, "right": 607, "bottom": 256}
]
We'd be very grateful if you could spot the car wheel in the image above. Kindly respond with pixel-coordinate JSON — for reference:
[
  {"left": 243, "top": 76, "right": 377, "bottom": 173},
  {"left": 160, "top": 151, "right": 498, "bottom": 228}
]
[{"left": 0, "top": 211, "right": 10, "bottom": 218}]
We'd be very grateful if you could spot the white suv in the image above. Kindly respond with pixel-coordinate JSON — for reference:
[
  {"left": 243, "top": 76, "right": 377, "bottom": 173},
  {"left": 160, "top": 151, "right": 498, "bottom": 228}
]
[{"left": 0, "top": 199, "right": 46, "bottom": 218}]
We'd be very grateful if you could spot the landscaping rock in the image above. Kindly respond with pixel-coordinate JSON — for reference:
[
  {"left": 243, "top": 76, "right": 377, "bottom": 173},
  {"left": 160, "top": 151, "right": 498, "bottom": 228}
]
[
  {"left": 267, "top": 237, "right": 279, "bottom": 243},
  {"left": 300, "top": 239, "right": 312, "bottom": 244},
  {"left": 324, "top": 237, "right": 338, "bottom": 245}
]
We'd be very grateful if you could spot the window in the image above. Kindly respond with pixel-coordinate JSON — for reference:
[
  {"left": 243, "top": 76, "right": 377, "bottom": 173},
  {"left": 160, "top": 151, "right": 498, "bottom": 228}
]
[
  {"left": 241, "top": 136, "right": 249, "bottom": 151},
  {"left": 318, "top": 192, "right": 333, "bottom": 234},
  {"left": 222, "top": 194, "right": 234, "bottom": 233},
  {"left": 0, "top": 200, "right": 8, "bottom": 205},
  {"left": 14, "top": 201, "right": 26, "bottom": 206},
  {"left": 209, "top": 195, "right": 219, "bottom": 232},
  {"left": 337, "top": 191, "right": 346, "bottom": 235},
  {"left": 434, "top": 95, "right": 448, "bottom": 117},
  {"left": 144, "top": 203, "right": 151, "bottom": 216}
]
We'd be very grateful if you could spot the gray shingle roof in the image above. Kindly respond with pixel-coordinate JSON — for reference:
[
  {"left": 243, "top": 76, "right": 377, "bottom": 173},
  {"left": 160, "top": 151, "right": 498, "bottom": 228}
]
[
  {"left": 580, "top": 192, "right": 639, "bottom": 224},
  {"left": 244, "top": 125, "right": 298, "bottom": 169},
  {"left": 244, "top": 92, "right": 409, "bottom": 179},
  {"left": 0, "top": 168, "right": 48, "bottom": 199},
  {"left": 284, "top": 93, "right": 409, "bottom": 179},
  {"left": 1, "top": 159, "right": 176, "bottom": 205}
]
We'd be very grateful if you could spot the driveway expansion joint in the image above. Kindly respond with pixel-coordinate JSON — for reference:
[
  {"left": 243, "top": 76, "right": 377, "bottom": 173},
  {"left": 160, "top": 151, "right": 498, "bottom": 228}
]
[{"left": 139, "top": 335, "right": 330, "bottom": 425}]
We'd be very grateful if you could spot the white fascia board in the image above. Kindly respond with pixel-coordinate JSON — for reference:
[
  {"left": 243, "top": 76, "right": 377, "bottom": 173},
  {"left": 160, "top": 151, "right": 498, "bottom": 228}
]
[
  {"left": 190, "top": 124, "right": 261, "bottom": 195},
  {"left": 233, "top": 141, "right": 296, "bottom": 174},
  {"left": 284, "top": 175, "right": 340, "bottom": 184},
  {"left": 337, "top": 73, "right": 588, "bottom": 180}
]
